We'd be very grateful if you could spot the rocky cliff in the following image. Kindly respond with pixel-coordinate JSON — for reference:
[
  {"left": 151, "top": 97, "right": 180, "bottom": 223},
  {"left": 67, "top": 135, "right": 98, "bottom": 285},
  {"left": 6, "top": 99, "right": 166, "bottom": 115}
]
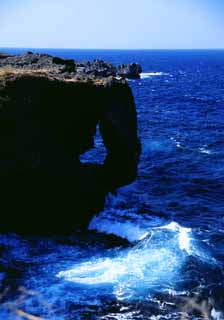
[
  {"left": 0, "top": 51, "right": 142, "bottom": 79},
  {"left": 0, "top": 53, "right": 141, "bottom": 233}
]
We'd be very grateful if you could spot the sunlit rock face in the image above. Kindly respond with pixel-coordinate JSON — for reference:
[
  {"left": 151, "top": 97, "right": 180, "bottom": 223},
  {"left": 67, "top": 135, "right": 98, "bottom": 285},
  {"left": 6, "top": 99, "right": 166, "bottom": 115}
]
[{"left": 0, "top": 67, "right": 141, "bottom": 233}]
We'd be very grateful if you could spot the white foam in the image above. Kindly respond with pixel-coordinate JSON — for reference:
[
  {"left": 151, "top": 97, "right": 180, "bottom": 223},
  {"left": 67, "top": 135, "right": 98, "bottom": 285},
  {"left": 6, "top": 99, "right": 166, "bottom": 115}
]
[
  {"left": 57, "top": 219, "right": 221, "bottom": 304},
  {"left": 57, "top": 223, "right": 191, "bottom": 301},
  {"left": 211, "top": 308, "right": 224, "bottom": 320},
  {"left": 88, "top": 200, "right": 165, "bottom": 243},
  {"left": 140, "top": 72, "right": 169, "bottom": 79},
  {"left": 89, "top": 216, "right": 149, "bottom": 242},
  {"left": 57, "top": 258, "right": 126, "bottom": 285},
  {"left": 199, "top": 147, "right": 211, "bottom": 154},
  {"left": 157, "top": 222, "right": 192, "bottom": 254},
  {"left": 170, "top": 137, "right": 182, "bottom": 149}
]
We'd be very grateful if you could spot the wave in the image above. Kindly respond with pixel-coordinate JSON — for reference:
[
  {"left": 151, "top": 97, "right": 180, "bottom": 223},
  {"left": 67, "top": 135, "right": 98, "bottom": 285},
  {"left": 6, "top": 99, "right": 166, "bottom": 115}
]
[
  {"left": 140, "top": 72, "right": 169, "bottom": 79},
  {"left": 88, "top": 192, "right": 166, "bottom": 242},
  {"left": 199, "top": 147, "right": 212, "bottom": 154},
  {"left": 89, "top": 215, "right": 149, "bottom": 242},
  {"left": 57, "top": 220, "right": 220, "bottom": 305},
  {"left": 57, "top": 222, "right": 192, "bottom": 297}
]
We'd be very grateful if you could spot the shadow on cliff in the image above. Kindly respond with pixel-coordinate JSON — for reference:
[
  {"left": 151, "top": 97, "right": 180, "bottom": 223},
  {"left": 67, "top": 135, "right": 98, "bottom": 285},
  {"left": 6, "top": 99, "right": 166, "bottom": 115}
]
[{"left": 0, "top": 74, "right": 141, "bottom": 233}]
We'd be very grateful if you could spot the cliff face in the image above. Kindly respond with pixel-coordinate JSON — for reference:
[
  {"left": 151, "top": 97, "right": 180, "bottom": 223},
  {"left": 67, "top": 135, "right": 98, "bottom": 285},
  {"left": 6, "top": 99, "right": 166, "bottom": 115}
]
[{"left": 0, "top": 58, "right": 141, "bottom": 233}]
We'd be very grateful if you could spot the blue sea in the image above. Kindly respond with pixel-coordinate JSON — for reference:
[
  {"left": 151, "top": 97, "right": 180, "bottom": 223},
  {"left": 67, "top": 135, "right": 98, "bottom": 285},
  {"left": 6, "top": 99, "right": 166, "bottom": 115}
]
[{"left": 0, "top": 49, "right": 224, "bottom": 319}]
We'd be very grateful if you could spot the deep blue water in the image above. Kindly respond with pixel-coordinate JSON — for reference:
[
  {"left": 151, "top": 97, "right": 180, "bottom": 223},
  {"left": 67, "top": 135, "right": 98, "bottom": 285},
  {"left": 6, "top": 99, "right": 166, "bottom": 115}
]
[{"left": 0, "top": 49, "right": 224, "bottom": 319}]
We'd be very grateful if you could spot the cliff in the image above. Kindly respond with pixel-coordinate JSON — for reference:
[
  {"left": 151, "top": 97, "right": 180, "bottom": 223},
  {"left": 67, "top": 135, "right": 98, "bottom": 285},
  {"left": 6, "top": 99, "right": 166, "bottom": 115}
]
[
  {"left": 0, "top": 51, "right": 142, "bottom": 79},
  {"left": 0, "top": 53, "right": 141, "bottom": 233}
]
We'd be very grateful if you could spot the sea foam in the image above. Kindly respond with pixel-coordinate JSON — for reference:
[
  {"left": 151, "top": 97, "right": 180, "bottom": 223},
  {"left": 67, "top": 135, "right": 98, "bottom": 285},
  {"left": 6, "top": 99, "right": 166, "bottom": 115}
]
[
  {"left": 140, "top": 72, "right": 169, "bottom": 79},
  {"left": 57, "top": 221, "right": 193, "bottom": 301}
]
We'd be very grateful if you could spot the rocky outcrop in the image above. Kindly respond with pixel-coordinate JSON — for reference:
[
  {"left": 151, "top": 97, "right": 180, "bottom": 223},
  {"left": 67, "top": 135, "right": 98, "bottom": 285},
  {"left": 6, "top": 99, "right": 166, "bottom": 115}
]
[
  {"left": 117, "top": 63, "right": 142, "bottom": 79},
  {"left": 0, "top": 53, "right": 11, "bottom": 59},
  {"left": 0, "top": 54, "right": 141, "bottom": 233},
  {"left": 0, "top": 52, "right": 142, "bottom": 79}
]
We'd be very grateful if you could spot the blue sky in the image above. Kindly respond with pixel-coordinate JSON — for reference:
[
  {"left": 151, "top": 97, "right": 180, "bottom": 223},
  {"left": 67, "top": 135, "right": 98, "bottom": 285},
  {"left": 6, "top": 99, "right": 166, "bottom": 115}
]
[{"left": 0, "top": 0, "right": 224, "bottom": 49}]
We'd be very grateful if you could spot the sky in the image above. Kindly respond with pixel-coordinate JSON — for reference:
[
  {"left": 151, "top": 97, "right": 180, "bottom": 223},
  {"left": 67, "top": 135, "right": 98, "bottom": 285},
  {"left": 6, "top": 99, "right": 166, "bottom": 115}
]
[{"left": 0, "top": 0, "right": 224, "bottom": 49}]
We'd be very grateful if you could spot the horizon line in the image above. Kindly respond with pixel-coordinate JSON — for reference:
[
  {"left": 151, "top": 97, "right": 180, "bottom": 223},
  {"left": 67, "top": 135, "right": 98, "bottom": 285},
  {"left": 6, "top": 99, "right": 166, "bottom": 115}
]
[{"left": 1, "top": 47, "right": 224, "bottom": 51}]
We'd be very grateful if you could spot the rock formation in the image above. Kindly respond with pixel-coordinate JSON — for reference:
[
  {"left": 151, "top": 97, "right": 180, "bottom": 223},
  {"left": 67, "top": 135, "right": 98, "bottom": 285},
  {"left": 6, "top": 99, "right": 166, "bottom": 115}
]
[
  {"left": 117, "top": 63, "right": 142, "bottom": 79},
  {"left": 0, "top": 52, "right": 142, "bottom": 79},
  {"left": 0, "top": 53, "right": 141, "bottom": 233}
]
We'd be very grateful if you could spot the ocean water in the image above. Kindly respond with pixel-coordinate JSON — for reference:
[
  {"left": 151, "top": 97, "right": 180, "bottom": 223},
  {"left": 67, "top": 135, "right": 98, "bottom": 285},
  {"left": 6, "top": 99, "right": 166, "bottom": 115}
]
[{"left": 0, "top": 49, "right": 224, "bottom": 319}]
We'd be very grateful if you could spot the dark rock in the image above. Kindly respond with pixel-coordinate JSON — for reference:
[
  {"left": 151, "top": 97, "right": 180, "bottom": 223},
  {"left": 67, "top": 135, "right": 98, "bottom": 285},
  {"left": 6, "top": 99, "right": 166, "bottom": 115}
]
[
  {"left": 52, "top": 57, "right": 76, "bottom": 72},
  {"left": 52, "top": 56, "right": 65, "bottom": 64},
  {"left": 76, "top": 59, "right": 116, "bottom": 77},
  {"left": 0, "top": 53, "right": 12, "bottom": 60},
  {"left": 0, "top": 62, "right": 141, "bottom": 233},
  {"left": 0, "top": 52, "right": 53, "bottom": 69},
  {"left": 0, "top": 52, "right": 142, "bottom": 79},
  {"left": 117, "top": 63, "right": 142, "bottom": 79}
]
